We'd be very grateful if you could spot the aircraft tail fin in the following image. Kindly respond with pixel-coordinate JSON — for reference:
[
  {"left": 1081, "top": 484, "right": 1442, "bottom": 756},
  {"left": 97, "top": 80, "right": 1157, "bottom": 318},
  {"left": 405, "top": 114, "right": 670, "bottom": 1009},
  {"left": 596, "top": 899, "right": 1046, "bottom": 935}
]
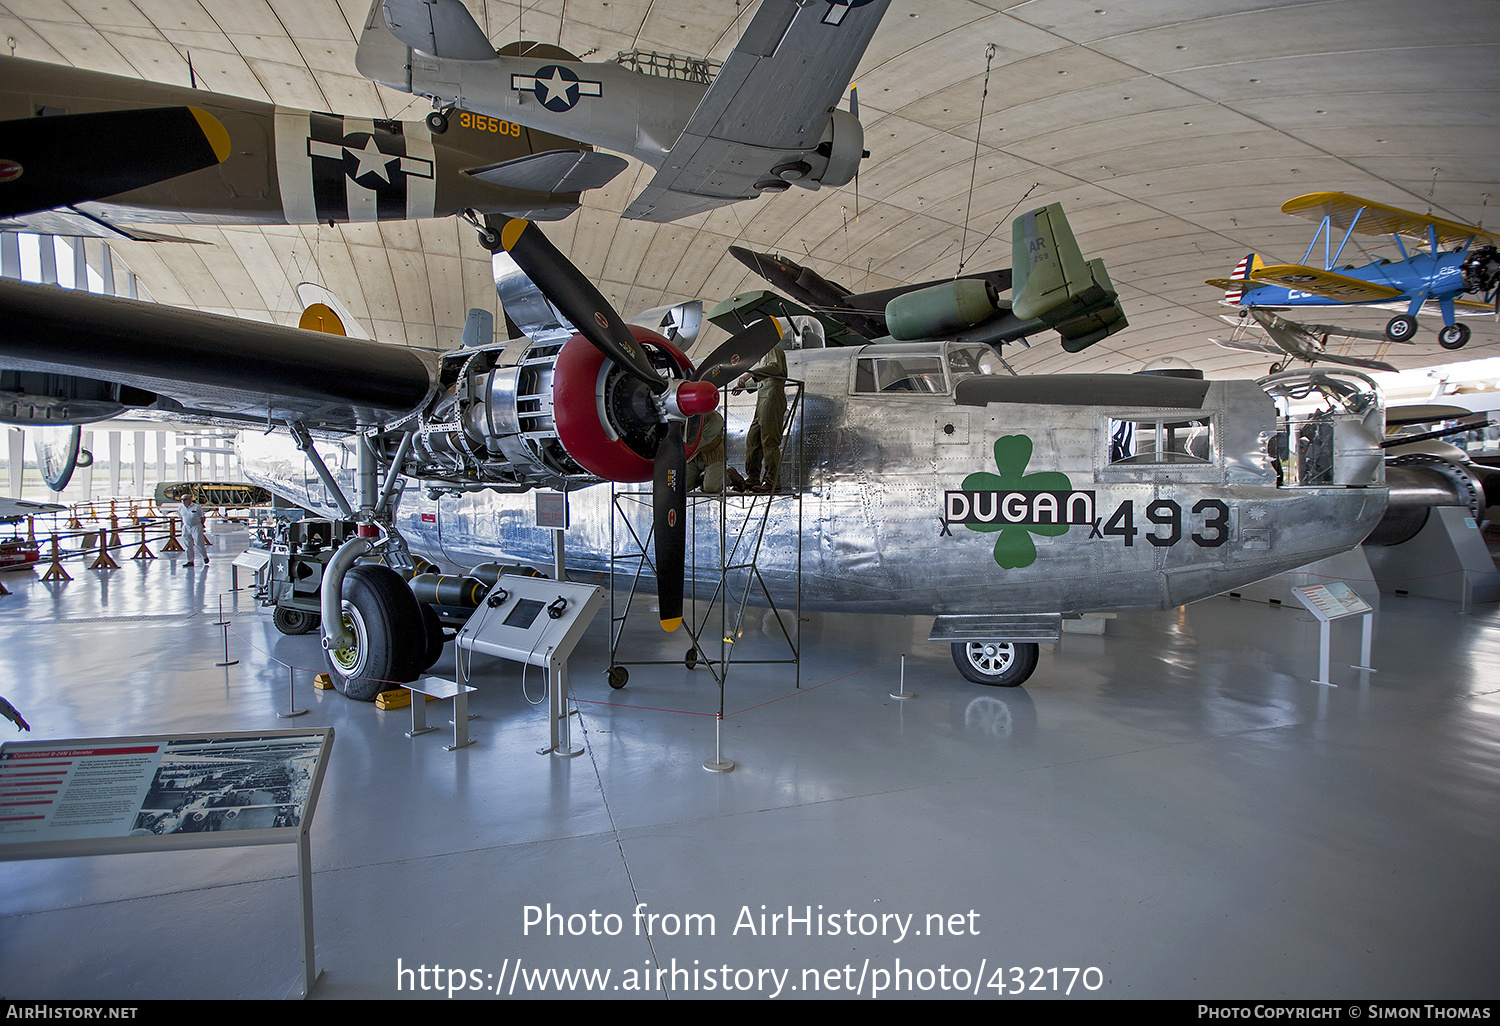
[
  {"left": 1216, "top": 253, "right": 1265, "bottom": 305},
  {"left": 376, "top": 0, "right": 496, "bottom": 61},
  {"left": 1011, "top": 204, "right": 1127, "bottom": 351},
  {"left": 1056, "top": 259, "right": 1128, "bottom": 352},
  {"left": 354, "top": 1, "right": 416, "bottom": 91}
]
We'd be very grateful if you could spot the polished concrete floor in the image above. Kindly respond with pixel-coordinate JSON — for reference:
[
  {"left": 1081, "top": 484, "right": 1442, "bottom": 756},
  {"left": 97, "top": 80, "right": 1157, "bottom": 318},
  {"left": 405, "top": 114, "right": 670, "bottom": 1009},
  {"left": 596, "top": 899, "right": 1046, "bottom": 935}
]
[{"left": 1, "top": 553, "right": 1498, "bottom": 1001}]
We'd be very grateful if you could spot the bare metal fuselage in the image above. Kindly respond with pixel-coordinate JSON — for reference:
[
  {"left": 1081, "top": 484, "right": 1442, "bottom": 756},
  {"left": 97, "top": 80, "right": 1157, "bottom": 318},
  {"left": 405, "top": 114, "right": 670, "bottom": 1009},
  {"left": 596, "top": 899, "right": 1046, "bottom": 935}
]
[{"left": 242, "top": 345, "right": 1387, "bottom": 620}]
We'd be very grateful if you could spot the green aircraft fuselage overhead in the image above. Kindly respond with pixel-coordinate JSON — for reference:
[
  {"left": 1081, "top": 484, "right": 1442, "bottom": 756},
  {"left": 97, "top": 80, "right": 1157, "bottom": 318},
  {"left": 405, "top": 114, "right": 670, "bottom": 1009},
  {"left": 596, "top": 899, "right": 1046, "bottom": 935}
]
[
  {"left": 712, "top": 203, "right": 1128, "bottom": 353},
  {"left": 0, "top": 56, "right": 627, "bottom": 239}
]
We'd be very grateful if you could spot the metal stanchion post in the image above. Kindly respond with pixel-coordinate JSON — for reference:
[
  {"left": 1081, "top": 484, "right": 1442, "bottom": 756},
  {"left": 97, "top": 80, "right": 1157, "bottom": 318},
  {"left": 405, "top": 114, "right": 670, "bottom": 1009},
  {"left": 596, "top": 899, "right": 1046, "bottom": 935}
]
[
  {"left": 891, "top": 652, "right": 914, "bottom": 700},
  {"left": 279, "top": 663, "right": 307, "bottom": 718},
  {"left": 215, "top": 595, "right": 238, "bottom": 668},
  {"left": 703, "top": 716, "right": 735, "bottom": 773}
]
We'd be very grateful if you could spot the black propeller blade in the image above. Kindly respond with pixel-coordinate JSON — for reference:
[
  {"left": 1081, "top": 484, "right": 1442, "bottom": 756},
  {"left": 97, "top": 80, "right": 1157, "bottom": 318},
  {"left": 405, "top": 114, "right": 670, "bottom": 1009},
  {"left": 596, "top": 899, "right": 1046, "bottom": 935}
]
[
  {"left": 692, "top": 317, "right": 784, "bottom": 389},
  {"left": 500, "top": 218, "right": 666, "bottom": 393},
  {"left": 654, "top": 421, "right": 688, "bottom": 632}
]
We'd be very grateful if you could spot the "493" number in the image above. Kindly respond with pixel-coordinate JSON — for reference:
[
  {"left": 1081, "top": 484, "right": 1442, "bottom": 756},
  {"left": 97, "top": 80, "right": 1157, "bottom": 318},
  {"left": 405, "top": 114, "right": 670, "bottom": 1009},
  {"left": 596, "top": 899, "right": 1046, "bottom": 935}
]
[{"left": 1091, "top": 499, "right": 1229, "bottom": 548}]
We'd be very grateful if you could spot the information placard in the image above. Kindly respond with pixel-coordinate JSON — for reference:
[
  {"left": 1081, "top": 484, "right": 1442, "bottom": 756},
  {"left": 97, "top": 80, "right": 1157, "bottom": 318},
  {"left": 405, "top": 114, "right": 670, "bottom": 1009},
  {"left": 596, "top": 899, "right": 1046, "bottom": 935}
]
[{"left": 1, "top": 729, "right": 331, "bottom": 859}]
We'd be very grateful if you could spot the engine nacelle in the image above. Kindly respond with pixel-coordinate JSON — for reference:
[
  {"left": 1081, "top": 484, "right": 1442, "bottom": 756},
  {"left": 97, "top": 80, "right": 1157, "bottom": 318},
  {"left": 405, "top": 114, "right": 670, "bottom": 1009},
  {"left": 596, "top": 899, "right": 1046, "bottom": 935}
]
[
  {"left": 396, "top": 327, "right": 698, "bottom": 493},
  {"left": 797, "top": 108, "right": 865, "bottom": 190},
  {"left": 885, "top": 279, "right": 1003, "bottom": 341}
]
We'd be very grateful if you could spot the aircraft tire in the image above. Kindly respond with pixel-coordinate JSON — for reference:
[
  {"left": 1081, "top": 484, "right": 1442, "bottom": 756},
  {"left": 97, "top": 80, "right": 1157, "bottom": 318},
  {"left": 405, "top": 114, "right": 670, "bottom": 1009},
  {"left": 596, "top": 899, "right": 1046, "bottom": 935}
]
[
  {"left": 273, "top": 606, "right": 319, "bottom": 636},
  {"left": 425, "top": 110, "right": 448, "bottom": 134},
  {"left": 607, "top": 665, "right": 629, "bottom": 689},
  {"left": 420, "top": 604, "right": 447, "bottom": 670},
  {"left": 1440, "top": 323, "right": 1471, "bottom": 349},
  {"left": 1385, "top": 315, "right": 1419, "bottom": 342},
  {"left": 323, "top": 564, "right": 424, "bottom": 701},
  {"left": 951, "top": 641, "right": 1038, "bottom": 687}
]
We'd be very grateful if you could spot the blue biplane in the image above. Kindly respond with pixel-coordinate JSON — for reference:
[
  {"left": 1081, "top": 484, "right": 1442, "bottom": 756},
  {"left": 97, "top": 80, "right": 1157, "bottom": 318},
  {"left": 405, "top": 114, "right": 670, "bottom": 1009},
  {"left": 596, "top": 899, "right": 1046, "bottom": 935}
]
[{"left": 1208, "top": 192, "right": 1500, "bottom": 350}]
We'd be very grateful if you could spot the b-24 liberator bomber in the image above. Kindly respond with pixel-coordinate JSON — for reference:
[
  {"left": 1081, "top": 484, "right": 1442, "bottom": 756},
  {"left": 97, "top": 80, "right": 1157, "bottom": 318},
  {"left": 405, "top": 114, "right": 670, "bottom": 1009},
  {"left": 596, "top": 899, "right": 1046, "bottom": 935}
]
[
  {"left": 0, "top": 55, "right": 628, "bottom": 240},
  {"left": 0, "top": 207, "right": 1413, "bottom": 695}
]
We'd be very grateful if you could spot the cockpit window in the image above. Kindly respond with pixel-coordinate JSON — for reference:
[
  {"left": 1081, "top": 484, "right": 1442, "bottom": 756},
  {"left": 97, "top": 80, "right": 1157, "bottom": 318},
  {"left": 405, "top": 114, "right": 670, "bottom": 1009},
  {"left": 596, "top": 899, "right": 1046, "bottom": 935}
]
[
  {"left": 947, "top": 345, "right": 1006, "bottom": 381},
  {"left": 854, "top": 355, "right": 949, "bottom": 394}
]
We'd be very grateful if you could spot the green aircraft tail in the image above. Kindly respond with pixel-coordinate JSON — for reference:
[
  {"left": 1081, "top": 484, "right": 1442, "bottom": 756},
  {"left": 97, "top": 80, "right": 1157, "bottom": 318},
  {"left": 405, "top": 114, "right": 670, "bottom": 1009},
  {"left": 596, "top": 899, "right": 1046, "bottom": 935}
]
[{"left": 1011, "top": 203, "right": 1127, "bottom": 351}]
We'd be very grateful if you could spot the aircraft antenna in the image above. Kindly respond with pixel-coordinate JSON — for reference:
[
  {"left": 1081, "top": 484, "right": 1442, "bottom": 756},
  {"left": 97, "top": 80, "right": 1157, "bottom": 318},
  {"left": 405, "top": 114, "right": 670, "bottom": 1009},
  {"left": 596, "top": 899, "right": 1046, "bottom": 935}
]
[{"left": 956, "top": 43, "right": 998, "bottom": 278}]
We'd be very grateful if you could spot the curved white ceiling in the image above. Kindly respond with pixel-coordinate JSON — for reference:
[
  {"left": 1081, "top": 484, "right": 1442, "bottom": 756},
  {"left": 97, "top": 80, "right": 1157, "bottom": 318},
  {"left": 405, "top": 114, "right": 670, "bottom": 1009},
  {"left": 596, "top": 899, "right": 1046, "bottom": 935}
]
[{"left": 4, "top": 0, "right": 1497, "bottom": 378}]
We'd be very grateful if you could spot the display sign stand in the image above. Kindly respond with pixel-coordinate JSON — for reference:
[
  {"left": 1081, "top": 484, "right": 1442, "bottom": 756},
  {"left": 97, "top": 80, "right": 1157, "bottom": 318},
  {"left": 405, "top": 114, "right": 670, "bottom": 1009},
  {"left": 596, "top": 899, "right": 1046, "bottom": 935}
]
[
  {"left": 453, "top": 572, "right": 604, "bottom": 759},
  {"left": 1291, "top": 583, "right": 1375, "bottom": 686},
  {"left": 0, "top": 728, "right": 333, "bottom": 999}
]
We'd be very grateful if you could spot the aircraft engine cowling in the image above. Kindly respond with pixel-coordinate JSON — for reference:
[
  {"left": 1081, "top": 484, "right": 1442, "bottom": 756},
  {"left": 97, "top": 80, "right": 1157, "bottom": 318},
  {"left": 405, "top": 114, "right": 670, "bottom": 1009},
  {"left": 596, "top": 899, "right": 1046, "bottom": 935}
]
[
  {"left": 549, "top": 327, "right": 699, "bottom": 482},
  {"left": 885, "top": 279, "right": 1003, "bottom": 341},
  {"left": 802, "top": 108, "right": 865, "bottom": 190}
]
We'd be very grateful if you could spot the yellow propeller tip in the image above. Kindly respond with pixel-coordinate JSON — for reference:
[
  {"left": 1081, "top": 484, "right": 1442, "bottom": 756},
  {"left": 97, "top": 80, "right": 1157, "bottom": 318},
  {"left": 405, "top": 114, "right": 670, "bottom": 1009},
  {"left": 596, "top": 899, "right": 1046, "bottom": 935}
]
[
  {"left": 661, "top": 617, "right": 682, "bottom": 633},
  {"left": 500, "top": 218, "right": 530, "bottom": 251}
]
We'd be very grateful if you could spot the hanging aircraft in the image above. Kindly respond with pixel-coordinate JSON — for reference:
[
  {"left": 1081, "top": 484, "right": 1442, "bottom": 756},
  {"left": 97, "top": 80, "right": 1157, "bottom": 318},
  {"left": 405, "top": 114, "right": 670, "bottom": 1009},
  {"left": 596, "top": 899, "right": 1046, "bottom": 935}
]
[
  {"left": 353, "top": 0, "right": 886, "bottom": 223},
  {"left": 1206, "top": 192, "right": 1500, "bottom": 350},
  {"left": 1211, "top": 308, "right": 1400, "bottom": 374},
  {"left": 4, "top": 210, "right": 1452, "bottom": 699},
  {"left": 0, "top": 55, "right": 629, "bottom": 241},
  {"left": 716, "top": 203, "right": 1128, "bottom": 352}
]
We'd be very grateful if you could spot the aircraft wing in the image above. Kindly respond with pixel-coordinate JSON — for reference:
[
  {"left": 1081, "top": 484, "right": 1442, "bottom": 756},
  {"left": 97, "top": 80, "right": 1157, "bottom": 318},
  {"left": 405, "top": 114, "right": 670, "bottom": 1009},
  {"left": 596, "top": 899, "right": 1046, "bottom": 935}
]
[
  {"left": 1210, "top": 334, "right": 1282, "bottom": 356},
  {"left": 0, "top": 498, "right": 66, "bottom": 523},
  {"left": 0, "top": 207, "right": 212, "bottom": 243},
  {"left": 621, "top": 0, "right": 891, "bottom": 222},
  {"left": 1281, "top": 192, "right": 1500, "bottom": 248},
  {"left": 1231, "top": 263, "right": 1405, "bottom": 303},
  {"left": 0, "top": 278, "right": 436, "bottom": 431}
]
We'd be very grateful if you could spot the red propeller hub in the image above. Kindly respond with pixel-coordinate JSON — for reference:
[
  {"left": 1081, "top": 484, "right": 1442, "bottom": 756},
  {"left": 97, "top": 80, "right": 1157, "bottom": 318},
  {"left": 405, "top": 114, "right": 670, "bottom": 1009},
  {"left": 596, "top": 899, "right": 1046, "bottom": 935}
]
[{"left": 673, "top": 380, "right": 718, "bottom": 417}]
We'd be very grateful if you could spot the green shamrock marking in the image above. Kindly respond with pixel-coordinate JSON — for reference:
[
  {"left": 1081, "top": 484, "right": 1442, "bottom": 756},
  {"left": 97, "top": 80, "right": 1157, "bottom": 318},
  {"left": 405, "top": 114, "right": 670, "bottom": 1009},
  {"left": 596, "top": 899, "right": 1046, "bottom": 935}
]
[{"left": 962, "top": 434, "right": 1074, "bottom": 569}]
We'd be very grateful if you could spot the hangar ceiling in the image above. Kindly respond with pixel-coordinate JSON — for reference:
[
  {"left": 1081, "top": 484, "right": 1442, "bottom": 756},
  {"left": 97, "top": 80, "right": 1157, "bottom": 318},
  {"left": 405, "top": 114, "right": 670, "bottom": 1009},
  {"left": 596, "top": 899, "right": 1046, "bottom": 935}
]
[{"left": 3, "top": 0, "right": 1497, "bottom": 378}]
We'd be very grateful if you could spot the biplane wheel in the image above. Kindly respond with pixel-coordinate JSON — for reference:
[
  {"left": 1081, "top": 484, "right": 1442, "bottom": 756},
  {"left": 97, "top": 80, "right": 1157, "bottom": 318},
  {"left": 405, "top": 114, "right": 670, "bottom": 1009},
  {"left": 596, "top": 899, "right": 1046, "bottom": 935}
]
[
  {"left": 1270, "top": 362, "right": 1285, "bottom": 374},
  {"left": 951, "top": 641, "right": 1038, "bottom": 688},
  {"left": 425, "top": 110, "right": 449, "bottom": 134},
  {"left": 685, "top": 646, "right": 699, "bottom": 670},
  {"left": 322, "top": 565, "right": 424, "bottom": 701},
  {"left": 272, "top": 606, "right": 319, "bottom": 636},
  {"left": 607, "top": 665, "right": 629, "bottom": 689},
  {"left": 1385, "top": 315, "right": 1419, "bottom": 342},
  {"left": 1439, "top": 323, "right": 1471, "bottom": 350}
]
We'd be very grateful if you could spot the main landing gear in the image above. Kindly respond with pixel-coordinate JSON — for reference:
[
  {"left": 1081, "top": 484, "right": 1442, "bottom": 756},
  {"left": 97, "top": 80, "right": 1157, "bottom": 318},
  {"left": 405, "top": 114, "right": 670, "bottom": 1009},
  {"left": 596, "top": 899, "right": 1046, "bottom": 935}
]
[
  {"left": 1439, "top": 323, "right": 1471, "bottom": 350},
  {"left": 950, "top": 641, "right": 1039, "bottom": 687},
  {"left": 322, "top": 565, "right": 430, "bottom": 702},
  {"left": 1385, "top": 314, "right": 1418, "bottom": 342},
  {"left": 1385, "top": 315, "right": 1471, "bottom": 350}
]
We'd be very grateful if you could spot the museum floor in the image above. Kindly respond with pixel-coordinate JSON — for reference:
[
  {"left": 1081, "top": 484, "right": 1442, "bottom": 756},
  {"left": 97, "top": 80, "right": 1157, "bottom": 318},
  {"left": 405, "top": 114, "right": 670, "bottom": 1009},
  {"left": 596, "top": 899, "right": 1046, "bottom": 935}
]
[{"left": 1, "top": 554, "right": 1497, "bottom": 1001}]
